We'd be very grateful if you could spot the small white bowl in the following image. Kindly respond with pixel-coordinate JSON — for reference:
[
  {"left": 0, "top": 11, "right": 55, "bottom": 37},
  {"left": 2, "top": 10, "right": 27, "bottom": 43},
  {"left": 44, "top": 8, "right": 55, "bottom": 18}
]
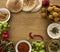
[
  {"left": 0, "top": 8, "right": 10, "bottom": 23},
  {"left": 15, "top": 40, "right": 32, "bottom": 52},
  {"left": 47, "top": 23, "right": 60, "bottom": 39}
]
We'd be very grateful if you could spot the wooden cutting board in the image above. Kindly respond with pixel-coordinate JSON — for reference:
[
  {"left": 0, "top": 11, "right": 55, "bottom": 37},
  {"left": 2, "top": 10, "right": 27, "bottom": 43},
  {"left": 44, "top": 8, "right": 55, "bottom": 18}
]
[{"left": 0, "top": 0, "right": 60, "bottom": 45}]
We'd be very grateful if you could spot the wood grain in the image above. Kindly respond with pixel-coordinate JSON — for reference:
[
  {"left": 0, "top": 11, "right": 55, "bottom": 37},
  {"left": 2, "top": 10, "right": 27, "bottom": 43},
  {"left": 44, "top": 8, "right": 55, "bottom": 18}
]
[{"left": 0, "top": 0, "right": 60, "bottom": 45}]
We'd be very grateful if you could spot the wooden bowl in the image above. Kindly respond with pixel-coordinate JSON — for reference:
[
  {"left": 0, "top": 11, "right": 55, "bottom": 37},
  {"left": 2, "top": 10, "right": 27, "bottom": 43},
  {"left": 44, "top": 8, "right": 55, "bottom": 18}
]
[
  {"left": 46, "top": 39, "right": 60, "bottom": 52},
  {"left": 47, "top": 5, "right": 60, "bottom": 22}
]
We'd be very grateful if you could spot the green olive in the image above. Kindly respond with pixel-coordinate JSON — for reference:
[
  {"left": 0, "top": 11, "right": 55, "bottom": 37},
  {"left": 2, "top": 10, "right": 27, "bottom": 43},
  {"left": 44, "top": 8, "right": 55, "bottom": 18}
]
[
  {"left": 47, "top": 6, "right": 53, "bottom": 12},
  {"left": 58, "top": 12, "right": 60, "bottom": 17},
  {"left": 41, "top": 13, "right": 46, "bottom": 17},
  {"left": 41, "top": 7, "right": 46, "bottom": 12},
  {"left": 53, "top": 12, "right": 58, "bottom": 17},
  {"left": 53, "top": 6, "right": 56, "bottom": 8},
  {"left": 54, "top": 7, "right": 60, "bottom": 12},
  {"left": 54, "top": 17, "right": 60, "bottom": 22},
  {"left": 48, "top": 15, "right": 53, "bottom": 19}
]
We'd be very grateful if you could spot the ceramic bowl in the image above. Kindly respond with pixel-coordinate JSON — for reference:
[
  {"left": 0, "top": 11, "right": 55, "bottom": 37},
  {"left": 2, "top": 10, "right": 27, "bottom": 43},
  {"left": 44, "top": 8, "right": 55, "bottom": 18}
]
[
  {"left": 15, "top": 40, "right": 32, "bottom": 52},
  {"left": 47, "top": 23, "right": 60, "bottom": 39},
  {"left": 0, "top": 8, "right": 10, "bottom": 23}
]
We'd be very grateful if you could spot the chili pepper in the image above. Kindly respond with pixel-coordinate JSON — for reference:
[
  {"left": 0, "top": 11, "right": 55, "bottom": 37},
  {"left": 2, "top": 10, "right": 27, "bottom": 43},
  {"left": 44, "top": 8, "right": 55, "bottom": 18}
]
[
  {"left": 29, "top": 32, "right": 33, "bottom": 39},
  {"left": 33, "top": 35, "right": 44, "bottom": 40}
]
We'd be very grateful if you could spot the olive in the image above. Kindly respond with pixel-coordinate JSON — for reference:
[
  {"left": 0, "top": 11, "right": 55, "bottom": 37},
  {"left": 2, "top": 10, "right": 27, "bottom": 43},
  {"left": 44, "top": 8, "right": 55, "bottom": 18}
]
[
  {"left": 54, "top": 17, "right": 60, "bottom": 22},
  {"left": 58, "top": 12, "right": 60, "bottom": 17},
  {"left": 53, "top": 12, "right": 58, "bottom": 17},
  {"left": 53, "top": 6, "right": 56, "bottom": 8},
  {"left": 54, "top": 7, "right": 60, "bottom": 12},
  {"left": 41, "top": 7, "right": 46, "bottom": 13},
  {"left": 47, "top": 6, "right": 53, "bottom": 12},
  {"left": 41, "top": 13, "right": 47, "bottom": 18},
  {"left": 48, "top": 15, "right": 53, "bottom": 19}
]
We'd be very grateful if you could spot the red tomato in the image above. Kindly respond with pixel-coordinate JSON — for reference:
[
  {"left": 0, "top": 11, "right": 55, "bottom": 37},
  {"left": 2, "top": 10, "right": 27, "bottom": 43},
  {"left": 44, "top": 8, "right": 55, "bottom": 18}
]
[
  {"left": 42, "top": 0, "right": 46, "bottom": 6},
  {"left": 42, "top": 0, "right": 49, "bottom": 6},
  {"left": 2, "top": 30, "right": 9, "bottom": 40}
]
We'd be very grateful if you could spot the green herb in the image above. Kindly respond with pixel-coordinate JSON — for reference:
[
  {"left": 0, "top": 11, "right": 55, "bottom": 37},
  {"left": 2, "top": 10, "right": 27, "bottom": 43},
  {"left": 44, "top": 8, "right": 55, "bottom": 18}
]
[
  {"left": 51, "top": 27, "right": 59, "bottom": 34},
  {"left": 49, "top": 42, "right": 59, "bottom": 51}
]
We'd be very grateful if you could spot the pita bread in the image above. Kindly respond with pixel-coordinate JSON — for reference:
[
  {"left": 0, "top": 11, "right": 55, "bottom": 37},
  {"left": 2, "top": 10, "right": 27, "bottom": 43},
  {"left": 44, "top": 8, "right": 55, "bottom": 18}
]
[
  {"left": 6, "top": 0, "right": 23, "bottom": 13},
  {"left": 22, "top": 0, "right": 36, "bottom": 12}
]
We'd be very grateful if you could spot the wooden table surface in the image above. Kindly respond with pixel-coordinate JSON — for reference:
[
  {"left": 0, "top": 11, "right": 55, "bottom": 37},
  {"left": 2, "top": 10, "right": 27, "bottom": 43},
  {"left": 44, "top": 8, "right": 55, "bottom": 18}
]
[{"left": 0, "top": 0, "right": 60, "bottom": 45}]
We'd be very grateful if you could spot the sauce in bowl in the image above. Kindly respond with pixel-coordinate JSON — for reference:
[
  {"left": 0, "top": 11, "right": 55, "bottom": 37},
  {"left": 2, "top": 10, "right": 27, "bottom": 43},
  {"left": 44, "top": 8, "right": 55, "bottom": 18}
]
[{"left": 18, "top": 42, "right": 29, "bottom": 52}]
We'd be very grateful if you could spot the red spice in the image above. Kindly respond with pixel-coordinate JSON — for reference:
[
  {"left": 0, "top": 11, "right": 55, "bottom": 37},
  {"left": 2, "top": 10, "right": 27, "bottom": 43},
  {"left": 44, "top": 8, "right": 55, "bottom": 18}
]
[{"left": 18, "top": 42, "right": 29, "bottom": 52}]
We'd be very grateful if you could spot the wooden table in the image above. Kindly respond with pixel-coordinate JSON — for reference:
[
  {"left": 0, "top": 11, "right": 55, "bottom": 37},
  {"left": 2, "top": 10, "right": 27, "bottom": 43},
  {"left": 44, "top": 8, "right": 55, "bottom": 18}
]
[{"left": 0, "top": 0, "right": 60, "bottom": 45}]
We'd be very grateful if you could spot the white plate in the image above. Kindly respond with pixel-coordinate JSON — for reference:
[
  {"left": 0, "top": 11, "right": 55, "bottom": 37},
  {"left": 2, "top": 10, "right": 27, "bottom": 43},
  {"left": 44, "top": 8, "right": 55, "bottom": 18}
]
[
  {"left": 0, "top": 8, "right": 10, "bottom": 23},
  {"left": 32, "top": 0, "right": 42, "bottom": 12},
  {"left": 15, "top": 40, "right": 32, "bottom": 52},
  {"left": 47, "top": 23, "right": 60, "bottom": 39}
]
